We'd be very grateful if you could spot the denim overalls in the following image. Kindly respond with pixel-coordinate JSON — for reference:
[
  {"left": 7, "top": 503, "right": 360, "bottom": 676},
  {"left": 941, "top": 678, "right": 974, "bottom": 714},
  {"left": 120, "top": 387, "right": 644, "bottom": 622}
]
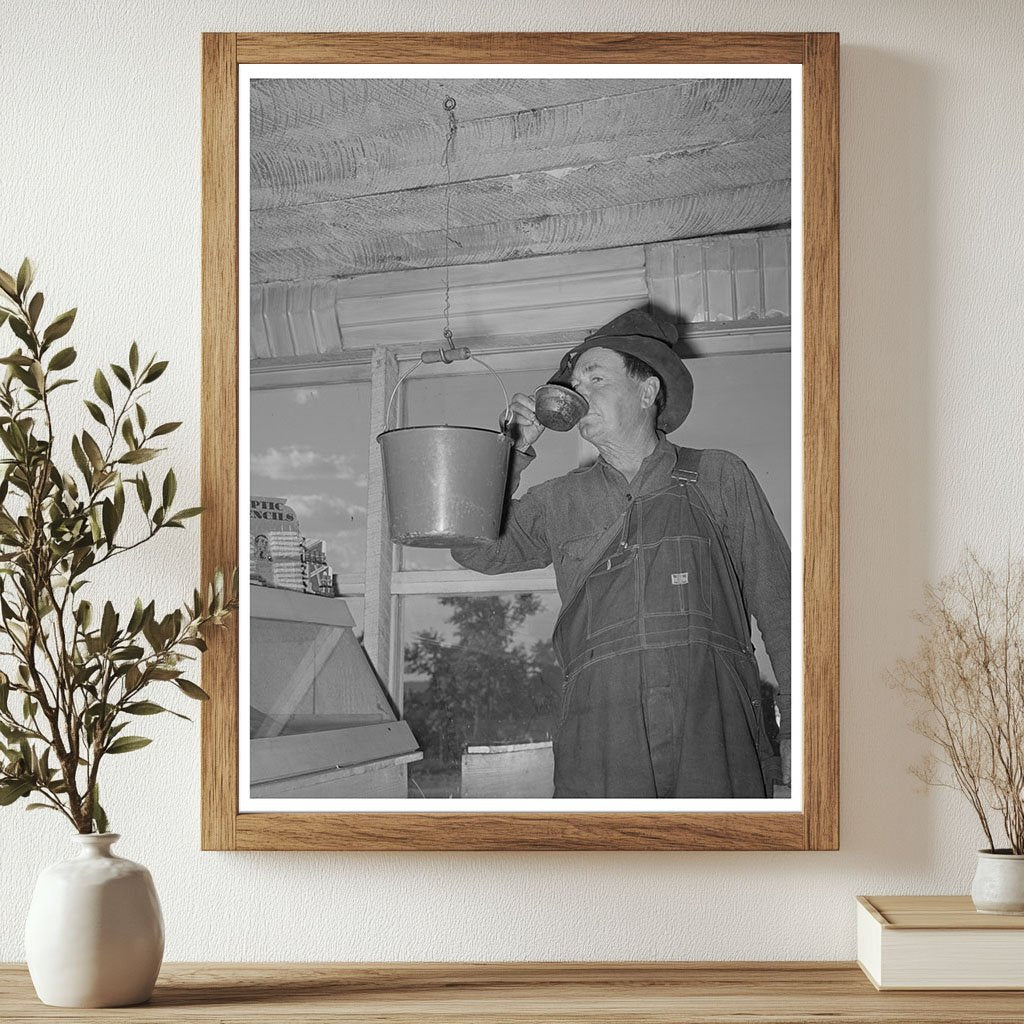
[{"left": 551, "top": 446, "right": 778, "bottom": 798}]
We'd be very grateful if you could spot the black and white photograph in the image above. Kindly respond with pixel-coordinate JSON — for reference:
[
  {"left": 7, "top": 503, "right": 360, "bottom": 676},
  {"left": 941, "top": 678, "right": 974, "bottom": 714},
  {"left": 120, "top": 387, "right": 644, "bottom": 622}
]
[{"left": 241, "top": 66, "right": 801, "bottom": 810}]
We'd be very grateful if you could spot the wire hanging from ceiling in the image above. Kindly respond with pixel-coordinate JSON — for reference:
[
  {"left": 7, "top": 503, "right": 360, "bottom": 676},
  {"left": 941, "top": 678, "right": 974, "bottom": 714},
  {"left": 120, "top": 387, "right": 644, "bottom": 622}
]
[{"left": 440, "top": 95, "right": 458, "bottom": 350}]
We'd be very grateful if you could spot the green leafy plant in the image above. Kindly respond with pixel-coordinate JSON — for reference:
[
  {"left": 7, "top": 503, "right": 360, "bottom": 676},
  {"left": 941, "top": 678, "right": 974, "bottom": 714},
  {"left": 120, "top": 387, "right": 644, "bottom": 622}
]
[{"left": 0, "top": 259, "right": 236, "bottom": 833}]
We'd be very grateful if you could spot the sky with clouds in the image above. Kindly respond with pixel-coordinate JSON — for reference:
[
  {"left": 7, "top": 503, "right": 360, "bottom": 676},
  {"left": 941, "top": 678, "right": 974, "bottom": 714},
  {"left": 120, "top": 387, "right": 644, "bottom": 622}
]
[{"left": 251, "top": 384, "right": 370, "bottom": 577}]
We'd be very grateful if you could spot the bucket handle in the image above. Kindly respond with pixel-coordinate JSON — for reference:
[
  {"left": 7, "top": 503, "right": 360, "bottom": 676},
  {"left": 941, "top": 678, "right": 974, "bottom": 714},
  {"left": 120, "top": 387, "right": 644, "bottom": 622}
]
[{"left": 384, "top": 354, "right": 512, "bottom": 433}]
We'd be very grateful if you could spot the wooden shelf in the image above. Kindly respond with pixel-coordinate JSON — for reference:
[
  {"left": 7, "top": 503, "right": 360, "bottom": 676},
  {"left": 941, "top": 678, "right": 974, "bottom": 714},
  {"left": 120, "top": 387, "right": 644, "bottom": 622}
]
[{"left": 3, "top": 962, "right": 1024, "bottom": 1022}]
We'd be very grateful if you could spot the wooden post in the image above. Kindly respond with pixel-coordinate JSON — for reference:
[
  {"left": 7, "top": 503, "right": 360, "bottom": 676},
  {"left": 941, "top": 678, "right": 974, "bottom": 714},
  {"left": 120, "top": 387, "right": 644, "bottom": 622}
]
[{"left": 362, "top": 346, "right": 399, "bottom": 695}]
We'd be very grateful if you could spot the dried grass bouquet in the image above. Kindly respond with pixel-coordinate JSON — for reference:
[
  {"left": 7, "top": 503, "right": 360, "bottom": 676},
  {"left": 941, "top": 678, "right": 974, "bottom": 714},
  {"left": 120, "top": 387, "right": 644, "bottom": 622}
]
[{"left": 895, "top": 552, "right": 1024, "bottom": 853}]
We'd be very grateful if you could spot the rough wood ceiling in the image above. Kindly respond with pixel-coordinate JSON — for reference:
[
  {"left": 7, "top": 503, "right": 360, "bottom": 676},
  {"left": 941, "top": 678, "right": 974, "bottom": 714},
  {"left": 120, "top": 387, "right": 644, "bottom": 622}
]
[{"left": 250, "top": 77, "right": 791, "bottom": 285}]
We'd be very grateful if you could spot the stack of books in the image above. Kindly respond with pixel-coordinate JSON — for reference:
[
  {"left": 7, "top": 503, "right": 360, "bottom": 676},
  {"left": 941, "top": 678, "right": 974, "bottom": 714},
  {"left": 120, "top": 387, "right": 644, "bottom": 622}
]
[{"left": 857, "top": 895, "right": 1024, "bottom": 989}]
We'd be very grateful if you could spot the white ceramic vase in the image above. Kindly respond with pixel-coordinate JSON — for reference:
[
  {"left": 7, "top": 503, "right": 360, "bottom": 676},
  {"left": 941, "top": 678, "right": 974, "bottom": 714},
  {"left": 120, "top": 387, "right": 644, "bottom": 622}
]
[
  {"left": 970, "top": 849, "right": 1024, "bottom": 915},
  {"left": 25, "top": 833, "right": 164, "bottom": 1007}
]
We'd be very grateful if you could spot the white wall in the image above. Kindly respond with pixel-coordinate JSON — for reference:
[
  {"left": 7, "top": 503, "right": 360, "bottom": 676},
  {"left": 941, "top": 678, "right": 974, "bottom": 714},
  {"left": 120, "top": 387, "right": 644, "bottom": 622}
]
[{"left": 2, "top": 0, "right": 1022, "bottom": 962}]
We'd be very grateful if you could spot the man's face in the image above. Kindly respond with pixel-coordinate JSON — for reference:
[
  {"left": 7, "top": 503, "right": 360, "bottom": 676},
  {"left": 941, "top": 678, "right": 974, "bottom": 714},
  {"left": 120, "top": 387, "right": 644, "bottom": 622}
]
[{"left": 569, "top": 347, "right": 653, "bottom": 447}]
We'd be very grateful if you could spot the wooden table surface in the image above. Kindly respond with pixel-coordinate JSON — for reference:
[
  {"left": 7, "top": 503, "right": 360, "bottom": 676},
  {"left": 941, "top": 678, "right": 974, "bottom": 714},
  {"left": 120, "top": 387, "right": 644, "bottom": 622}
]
[{"left": 3, "top": 962, "right": 1024, "bottom": 1023}]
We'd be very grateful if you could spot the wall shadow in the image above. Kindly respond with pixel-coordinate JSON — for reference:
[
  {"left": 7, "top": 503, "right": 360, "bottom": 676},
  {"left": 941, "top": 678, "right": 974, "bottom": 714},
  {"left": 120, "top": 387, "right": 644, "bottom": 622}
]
[{"left": 836, "top": 46, "right": 937, "bottom": 870}]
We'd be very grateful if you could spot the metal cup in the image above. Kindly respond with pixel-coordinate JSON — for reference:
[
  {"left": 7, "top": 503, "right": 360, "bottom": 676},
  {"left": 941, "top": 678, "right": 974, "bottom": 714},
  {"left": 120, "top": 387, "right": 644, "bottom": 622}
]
[{"left": 533, "top": 383, "right": 589, "bottom": 432}]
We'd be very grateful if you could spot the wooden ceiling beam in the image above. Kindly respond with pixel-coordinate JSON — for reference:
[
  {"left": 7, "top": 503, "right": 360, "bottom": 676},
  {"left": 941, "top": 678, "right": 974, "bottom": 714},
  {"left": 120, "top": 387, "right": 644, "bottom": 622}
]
[
  {"left": 251, "top": 79, "right": 790, "bottom": 208},
  {"left": 251, "top": 181, "right": 790, "bottom": 281},
  {"left": 251, "top": 139, "right": 790, "bottom": 274},
  {"left": 250, "top": 78, "right": 676, "bottom": 149}
]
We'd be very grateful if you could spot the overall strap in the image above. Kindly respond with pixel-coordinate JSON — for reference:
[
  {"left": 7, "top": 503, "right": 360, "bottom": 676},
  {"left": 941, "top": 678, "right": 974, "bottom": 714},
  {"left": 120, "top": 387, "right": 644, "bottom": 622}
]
[
  {"left": 671, "top": 445, "right": 703, "bottom": 483},
  {"left": 669, "top": 445, "right": 718, "bottom": 529}
]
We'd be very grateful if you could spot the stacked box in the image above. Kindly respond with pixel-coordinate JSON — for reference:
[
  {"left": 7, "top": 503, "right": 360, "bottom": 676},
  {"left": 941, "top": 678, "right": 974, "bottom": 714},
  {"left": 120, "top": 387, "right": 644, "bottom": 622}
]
[{"left": 267, "top": 531, "right": 305, "bottom": 591}]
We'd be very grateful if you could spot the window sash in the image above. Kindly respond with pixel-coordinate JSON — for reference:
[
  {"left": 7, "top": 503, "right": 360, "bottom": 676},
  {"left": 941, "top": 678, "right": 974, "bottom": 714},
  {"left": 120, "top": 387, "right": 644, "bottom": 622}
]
[
  {"left": 391, "top": 568, "right": 556, "bottom": 596},
  {"left": 356, "top": 343, "right": 568, "bottom": 704}
]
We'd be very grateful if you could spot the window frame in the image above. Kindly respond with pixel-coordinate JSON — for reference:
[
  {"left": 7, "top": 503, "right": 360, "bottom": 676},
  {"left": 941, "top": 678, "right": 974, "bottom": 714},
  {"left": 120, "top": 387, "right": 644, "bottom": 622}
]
[{"left": 251, "top": 341, "right": 571, "bottom": 714}]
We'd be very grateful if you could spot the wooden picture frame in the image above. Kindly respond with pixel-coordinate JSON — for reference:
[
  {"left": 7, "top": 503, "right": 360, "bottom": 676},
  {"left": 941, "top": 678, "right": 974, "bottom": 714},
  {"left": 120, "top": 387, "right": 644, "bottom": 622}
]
[{"left": 201, "top": 32, "right": 839, "bottom": 851}]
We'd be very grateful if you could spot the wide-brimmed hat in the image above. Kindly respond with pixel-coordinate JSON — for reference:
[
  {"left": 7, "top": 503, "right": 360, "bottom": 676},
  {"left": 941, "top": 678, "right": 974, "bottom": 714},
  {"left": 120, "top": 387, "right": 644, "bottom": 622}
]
[{"left": 560, "top": 308, "right": 693, "bottom": 432}]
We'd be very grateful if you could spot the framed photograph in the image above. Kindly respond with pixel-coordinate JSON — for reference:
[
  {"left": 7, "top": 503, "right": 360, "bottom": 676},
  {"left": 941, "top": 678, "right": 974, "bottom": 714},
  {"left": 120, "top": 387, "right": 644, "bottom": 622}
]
[{"left": 201, "top": 32, "right": 838, "bottom": 850}]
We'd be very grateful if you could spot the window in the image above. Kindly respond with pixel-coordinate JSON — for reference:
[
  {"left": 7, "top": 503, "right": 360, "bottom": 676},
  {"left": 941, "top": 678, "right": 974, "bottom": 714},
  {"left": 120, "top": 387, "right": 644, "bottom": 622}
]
[
  {"left": 386, "top": 352, "right": 577, "bottom": 796},
  {"left": 252, "top": 345, "right": 577, "bottom": 797}
]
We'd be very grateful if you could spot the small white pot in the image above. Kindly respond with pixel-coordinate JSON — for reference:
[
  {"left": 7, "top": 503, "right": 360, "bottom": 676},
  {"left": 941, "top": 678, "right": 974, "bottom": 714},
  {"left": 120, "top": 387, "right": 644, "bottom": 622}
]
[
  {"left": 25, "top": 833, "right": 164, "bottom": 1007},
  {"left": 971, "top": 849, "right": 1024, "bottom": 915}
]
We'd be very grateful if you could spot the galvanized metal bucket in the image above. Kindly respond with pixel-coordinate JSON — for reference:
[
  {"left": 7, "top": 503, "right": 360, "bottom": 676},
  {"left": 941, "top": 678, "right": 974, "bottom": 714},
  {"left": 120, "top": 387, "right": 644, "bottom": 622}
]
[{"left": 377, "top": 356, "right": 513, "bottom": 547}]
